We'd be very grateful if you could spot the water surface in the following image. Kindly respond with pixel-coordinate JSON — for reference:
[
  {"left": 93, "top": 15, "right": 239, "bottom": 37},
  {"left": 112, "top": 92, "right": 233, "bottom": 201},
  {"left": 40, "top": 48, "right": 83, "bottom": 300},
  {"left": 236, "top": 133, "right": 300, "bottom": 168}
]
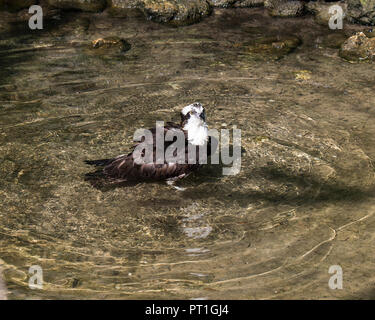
[{"left": 0, "top": 8, "right": 375, "bottom": 299}]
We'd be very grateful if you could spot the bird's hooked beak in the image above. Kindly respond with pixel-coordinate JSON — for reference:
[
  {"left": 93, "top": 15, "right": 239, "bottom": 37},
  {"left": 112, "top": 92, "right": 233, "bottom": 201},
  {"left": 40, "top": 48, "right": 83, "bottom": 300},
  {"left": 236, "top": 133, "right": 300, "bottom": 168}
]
[{"left": 199, "top": 109, "right": 206, "bottom": 122}]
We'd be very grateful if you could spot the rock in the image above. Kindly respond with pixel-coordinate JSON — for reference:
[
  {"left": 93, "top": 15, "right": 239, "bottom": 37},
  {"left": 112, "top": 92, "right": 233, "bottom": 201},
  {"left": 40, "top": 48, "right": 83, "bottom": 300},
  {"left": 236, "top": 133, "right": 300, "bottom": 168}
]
[
  {"left": 339, "top": 31, "right": 375, "bottom": 61},
  {"left": 306, "top": 1, "right": 347, "bottom": 26},
  {"left": 108, "top": 0, "right": 211, "bottom": 26},
  {"left": 209, "top": 0, "right": 236, "bottom": 7},
  {"left": 234, "top": 0, "right": 264, "bottom": 7},
  {"left": 47, "top": 0, "right": 107, "bottom": 12},
  {"left": 141, "top": 0, "right": 212, "bottom": 26},
  {"left": 235, "top": 34, "right": 301, "bottom": 61},
  {"left": 347, "top": 0, "right": 375, "bottom": 25},
  {"left": 265, "top": 0, "right": 304, "bottom": 18},
  {"left": 90, "top": 36, "right": 131, "bottom": 53},
  {"left": 85, "top": 37, "right": 132, "bottom": 60},
  {"left": 0, "top": 0, "right": 37, "bottom": 12},
  {"left": 107, "top": 0, "right": 143, "bottom": 17}
]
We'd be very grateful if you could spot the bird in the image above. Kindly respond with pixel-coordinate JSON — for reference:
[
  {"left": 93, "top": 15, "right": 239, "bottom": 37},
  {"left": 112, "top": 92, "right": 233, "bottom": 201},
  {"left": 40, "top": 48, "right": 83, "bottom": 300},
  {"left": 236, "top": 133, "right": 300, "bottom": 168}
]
[{"left": 85, "top": 102, "right": 216, "bottom": 189}]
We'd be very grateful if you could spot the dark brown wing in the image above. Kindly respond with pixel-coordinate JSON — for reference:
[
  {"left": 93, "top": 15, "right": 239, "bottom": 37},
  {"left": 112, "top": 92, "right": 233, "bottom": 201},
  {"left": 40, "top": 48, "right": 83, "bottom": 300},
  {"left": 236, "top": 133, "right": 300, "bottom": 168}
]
[
  {"left": 103, "top": 154, "right": 199, "bottom": 182},
  {"left": 103, "top": 123, "right": 200, "bottom": 182}
]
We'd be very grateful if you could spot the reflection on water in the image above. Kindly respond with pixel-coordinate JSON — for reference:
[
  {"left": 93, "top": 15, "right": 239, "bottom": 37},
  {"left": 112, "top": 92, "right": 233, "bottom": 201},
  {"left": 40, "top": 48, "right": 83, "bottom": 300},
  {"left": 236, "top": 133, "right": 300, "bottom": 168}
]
[
  {"left": 0, "top": 8, "right": 375, "bottom": 299},
  {"left": 182, "top": 203, "right": 212, "bottom": 239}
]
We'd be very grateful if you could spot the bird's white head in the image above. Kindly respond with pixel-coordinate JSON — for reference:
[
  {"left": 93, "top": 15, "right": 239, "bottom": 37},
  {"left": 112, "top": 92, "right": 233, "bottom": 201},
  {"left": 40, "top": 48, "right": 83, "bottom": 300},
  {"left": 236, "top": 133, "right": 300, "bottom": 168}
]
[{"left": 181, "top": 102, "right": 208, "bottom": 146}]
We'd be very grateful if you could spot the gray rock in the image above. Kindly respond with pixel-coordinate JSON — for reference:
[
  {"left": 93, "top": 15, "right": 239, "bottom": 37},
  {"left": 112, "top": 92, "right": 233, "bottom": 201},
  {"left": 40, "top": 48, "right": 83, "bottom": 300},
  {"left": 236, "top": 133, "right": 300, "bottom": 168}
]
[
  {"left": 265, "top": 0, "right": 304, "bottom": 17},
  {"left": 47, "top": 0, "right": 107, "bottom": 12},
  {"left": 347, "top": 0, "right": 375, "bottom": 25},
  {"left": 339, "top": 31, "right": 375, "bottom": 61}
]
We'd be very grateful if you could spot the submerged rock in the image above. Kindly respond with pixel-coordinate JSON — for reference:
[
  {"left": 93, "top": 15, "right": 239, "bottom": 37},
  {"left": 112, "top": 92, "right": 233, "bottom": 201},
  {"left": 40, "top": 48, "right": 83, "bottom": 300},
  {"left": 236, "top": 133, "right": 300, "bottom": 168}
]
[
  {"left": 236, "top": 34, "right": 301, "bottom": 61},
  {"left": 90, "top": 37, "right": 131, "bottom": 53},
  {"left": 85, "top": 37, "right": 132, "bottom": 60},
  {"left": 265, "top": 0, "right": 304, "bottom": 17},
  {"left": 0, "top": 0, "right": 37, "bottom": 12},
  {"left": 339, "top": 32, "right": 375, "bottom": 61},
  {"left": 347, "top": 0, "right": 375, "bottom": 25},
  {"left": 47, "top": 0, "right": 107, "bottom": 12}
]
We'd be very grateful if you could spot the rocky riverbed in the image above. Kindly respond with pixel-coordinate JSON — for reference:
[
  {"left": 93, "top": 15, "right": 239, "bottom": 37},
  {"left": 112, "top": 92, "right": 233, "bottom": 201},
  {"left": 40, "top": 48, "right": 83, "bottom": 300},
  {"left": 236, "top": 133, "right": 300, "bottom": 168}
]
[
  {"left": 0, "top": 5, "right": 375, "bottom": 299},
  {"left": 1, "top": 0, "right": 375, "bottom": 25}
]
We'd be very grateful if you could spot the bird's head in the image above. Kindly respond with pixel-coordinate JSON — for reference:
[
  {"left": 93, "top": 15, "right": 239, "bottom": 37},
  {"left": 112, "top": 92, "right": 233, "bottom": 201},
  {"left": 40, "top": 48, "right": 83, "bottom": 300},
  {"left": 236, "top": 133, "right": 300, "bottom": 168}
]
[
  {"left": 180, "top": 102, "right": 206, "bottom": 125},
  {"left": 180, "top": 102, "right": 208, "bottom": 146}
]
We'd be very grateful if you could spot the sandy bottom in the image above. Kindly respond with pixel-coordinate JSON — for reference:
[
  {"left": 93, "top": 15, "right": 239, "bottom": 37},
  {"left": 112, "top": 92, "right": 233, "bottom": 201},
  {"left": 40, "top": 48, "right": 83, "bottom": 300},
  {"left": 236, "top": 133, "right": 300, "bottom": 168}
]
[{"left": 0, "top": 8, "right": 374, "bottom": 299}]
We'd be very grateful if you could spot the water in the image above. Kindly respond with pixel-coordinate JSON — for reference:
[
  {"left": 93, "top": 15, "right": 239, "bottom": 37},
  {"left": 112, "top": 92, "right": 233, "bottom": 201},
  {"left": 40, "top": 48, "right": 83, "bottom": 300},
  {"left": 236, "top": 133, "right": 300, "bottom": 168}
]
[{"left": 0, "top": 8, "right": 375, "bottom": 299}]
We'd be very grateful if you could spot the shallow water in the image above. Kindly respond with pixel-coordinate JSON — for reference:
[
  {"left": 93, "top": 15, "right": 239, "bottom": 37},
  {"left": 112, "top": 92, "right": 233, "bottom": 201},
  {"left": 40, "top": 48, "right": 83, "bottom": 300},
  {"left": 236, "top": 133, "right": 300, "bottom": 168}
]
[{"left": 0, "top": 8, "right": 375, "bottom": 299}]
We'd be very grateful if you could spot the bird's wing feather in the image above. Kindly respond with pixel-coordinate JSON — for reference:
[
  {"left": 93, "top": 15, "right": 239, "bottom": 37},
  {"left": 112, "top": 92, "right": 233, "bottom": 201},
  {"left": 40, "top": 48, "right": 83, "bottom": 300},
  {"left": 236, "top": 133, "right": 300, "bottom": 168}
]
[{"left": 104, "top": 123, "right": 196, "bottom": 181}]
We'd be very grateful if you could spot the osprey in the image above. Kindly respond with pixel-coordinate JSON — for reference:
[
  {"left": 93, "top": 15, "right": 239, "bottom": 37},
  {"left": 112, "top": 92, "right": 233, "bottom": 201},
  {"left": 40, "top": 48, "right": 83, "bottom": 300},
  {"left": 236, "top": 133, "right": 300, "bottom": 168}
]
[{"left": 85, "top": 103, "right": 216, "bottom": 188}]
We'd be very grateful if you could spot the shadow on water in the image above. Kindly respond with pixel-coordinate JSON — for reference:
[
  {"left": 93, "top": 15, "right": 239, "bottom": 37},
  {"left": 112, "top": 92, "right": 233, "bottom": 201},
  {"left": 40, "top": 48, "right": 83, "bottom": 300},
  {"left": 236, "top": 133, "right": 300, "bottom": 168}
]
[
  {"left": 182, "top": 174, "right": 375, "bottom": 208},
  {"left": 83, "top": 150, "right": 375, "bottom": 210}
]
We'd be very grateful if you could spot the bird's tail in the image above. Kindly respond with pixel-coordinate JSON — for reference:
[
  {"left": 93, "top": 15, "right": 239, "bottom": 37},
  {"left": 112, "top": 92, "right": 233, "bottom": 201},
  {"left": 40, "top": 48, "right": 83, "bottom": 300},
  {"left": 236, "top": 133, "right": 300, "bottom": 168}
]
[
  {"left": 84, "top": 158, "right": 113, "bottom": 189},
  {"left": 84, "top": 158, "right": 112, "bottom": 167},
  {"left": 84, "top": 162, "right": 135, "bottom": 191}
]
